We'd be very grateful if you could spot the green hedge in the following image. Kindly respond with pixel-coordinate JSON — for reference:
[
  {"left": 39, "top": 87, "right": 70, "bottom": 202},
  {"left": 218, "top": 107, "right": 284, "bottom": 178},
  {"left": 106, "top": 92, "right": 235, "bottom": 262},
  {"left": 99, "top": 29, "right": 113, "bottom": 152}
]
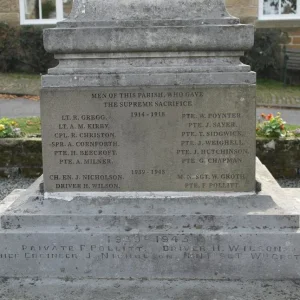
[
  {"left": 242, "top": 28, "right": 289, "bottom": 80},
  {"left": 0, "top": 24, "right": 292, "bottom": 80},
  {"left": 0, "top": 23, "right": 57, "bottom": 74}
]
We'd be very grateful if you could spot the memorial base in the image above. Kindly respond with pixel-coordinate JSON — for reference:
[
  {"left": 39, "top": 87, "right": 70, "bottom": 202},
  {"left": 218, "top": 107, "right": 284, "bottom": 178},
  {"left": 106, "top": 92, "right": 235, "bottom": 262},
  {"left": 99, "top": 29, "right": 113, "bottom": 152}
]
[
  {"left": 0, "top": 159, "right": 300, "bottom": 298},
  {"left": 1, "top": 278, "right": 300, "bottom": 300}
]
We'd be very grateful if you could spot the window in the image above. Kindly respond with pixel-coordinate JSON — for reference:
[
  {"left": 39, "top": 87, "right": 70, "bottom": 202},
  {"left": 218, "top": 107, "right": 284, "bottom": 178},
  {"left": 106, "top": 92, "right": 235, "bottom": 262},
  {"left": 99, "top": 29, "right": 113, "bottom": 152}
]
[
  {"left": 259, "top": 0, "right": 300, "bottom": 20},
  {"left": 19, "top": 0, "right": 73, "bottom": 25}
]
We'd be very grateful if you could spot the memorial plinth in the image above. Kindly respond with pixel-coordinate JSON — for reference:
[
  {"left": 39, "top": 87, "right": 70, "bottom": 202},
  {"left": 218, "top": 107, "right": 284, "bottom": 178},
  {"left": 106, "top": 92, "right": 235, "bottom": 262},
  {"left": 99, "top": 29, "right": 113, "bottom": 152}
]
[
  {"left": 41, "top": 86, "right": 255, "bottom": 193},
  {"left": 41, "top": 0, "right": 256, "bottom": 194},
  {"left": 1, "top": 0, "right": 300, "bottom": 299}
]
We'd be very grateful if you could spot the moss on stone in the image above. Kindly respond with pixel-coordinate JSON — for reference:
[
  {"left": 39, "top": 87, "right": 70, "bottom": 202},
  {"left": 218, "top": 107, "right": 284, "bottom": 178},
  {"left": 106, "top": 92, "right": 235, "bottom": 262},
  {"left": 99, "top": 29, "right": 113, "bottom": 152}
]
[
  {"left": 0, "top": 151, "right": 13, "bottom": 166},
  {"left": 0, "top": 167, "right": 19, "bottom": 178},
  {"left": 13, "top": 153, "right": 43, "bottom": 165},
  {"left": 22, "top": 139, "right": 42, "bottom": 153},
  {"left": 256, "top": 138, "right": 300, "bottom": 179},
  {"left": 20, "top": 167, "right": 43, "bottom": 178}
]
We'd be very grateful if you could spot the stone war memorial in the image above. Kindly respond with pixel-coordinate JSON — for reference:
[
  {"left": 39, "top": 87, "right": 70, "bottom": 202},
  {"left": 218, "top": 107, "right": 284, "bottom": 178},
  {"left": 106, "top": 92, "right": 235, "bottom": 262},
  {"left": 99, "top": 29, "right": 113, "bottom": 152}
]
[{"left": 1, "top": 0, "right": 300, "bottom": 299}]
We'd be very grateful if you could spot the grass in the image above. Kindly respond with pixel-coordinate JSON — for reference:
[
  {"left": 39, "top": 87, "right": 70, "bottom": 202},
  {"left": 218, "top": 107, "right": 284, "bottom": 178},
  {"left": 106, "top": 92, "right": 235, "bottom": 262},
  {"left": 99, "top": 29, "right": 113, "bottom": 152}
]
[
  {"left": 257, "top": 79, "right": 300, "bottom": 90},
  {"left": 285, "top": 124, "right": 300, "bottom": 131},
  {"left": 257, "top": 79, "right": 300, "bottom": 106},
  {"left": 11, "top": 117, "right": 41, "bottom": 135},
  {"left": 0, "top": 72, "right": 40, "bottom": 96},
  {"left": 0, "top": 72, "right": 41, "bottom": 80}
]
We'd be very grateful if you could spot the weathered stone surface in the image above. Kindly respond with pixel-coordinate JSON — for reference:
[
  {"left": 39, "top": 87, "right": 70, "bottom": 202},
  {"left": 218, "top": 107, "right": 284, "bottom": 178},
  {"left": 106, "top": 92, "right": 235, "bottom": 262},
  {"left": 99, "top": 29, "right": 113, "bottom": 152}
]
[
  {"left": 257, "top": 137, "right": 300, "bottom": 178},
  {"left": 2, "top": 231, "right": 300, "bottom": 279},
  {"left": 0, "top": 139, "right": 42, "bottom": 178},
  {"left": 1, "top": 160, "right": 300, "bottom": 281},
  {"left": 0, "top": 0, "right": 12, "bottom": 12},
  {"left": 13, "top": 0, "right": 295, "bottom": 295},
  {"left": 43, "top": 0, "right": 254, "bottom": 105},
  {"left": 41, "top": 85, "right": 256, "bottom": 193},
  {"left": 44, "top": 0, "right": 252, "bottom": 53},
  {"left": 67, "top": 0, "right": 232, "bottom": 22},
  {"left": 0, "top": 12, "right": 19, "bottom": 24},
  {"left": 42, "top": 71, "right": 256, "bottom": 88},
  {"left": 226, "top": 0, "right": 258, "bottom": 24},
  {"left": 41, "top": 0, "right": 256, "bottom": 194},
  {"left": 44, "top": 26, "right": 254, "bottom": 54},
  {"left": 1, "top": 278, "right": 300, "bottom": 300},
  {"left": 13, "top": 152, "right": 42, "bottom": 166},
  {"left": 0, "top": 0, "right": 19, "bottom": 12},
  {"left": 47, "top": 51, "right": 250, "bottom": 75},
  {"left": 0, "top": 150, "right": 12, "bottom": 167},
  {"left": 0, "top": 189, "right": 25, "bottom": 214}
]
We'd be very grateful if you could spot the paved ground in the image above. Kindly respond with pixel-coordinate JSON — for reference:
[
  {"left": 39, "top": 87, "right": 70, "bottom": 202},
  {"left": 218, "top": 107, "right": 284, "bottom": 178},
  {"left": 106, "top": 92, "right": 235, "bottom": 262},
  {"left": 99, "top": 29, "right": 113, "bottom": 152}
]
[
  {"left": 1, "top": 73, "right": 300, "bottom": 105},
  {"left": 1, "top": 98, "right": 300, "bottom": 125},
  {"left": 1, "top": 73, "right": 300, "bottom": 106},
  {"left": 0, "top": 72, "right": 300, "bottom": 122},
  {"left": 0, "top": 98, "right": 40, "bottom": 118},
  {"left": 257, "top": 107, "right": 300, "bottom": 125}
]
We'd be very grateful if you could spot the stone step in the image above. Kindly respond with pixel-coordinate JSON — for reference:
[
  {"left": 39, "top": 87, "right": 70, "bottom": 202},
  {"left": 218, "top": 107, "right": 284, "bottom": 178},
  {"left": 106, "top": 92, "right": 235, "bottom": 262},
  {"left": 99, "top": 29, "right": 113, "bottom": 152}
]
[
  {"left": 3, "top": 185, "right": 298, "bottom": 231},
  {"left": 1, "top": 213, "right": 299, "bottom": 231},
  {"left": 1, "top": 231, "right": 300, "bottom": 280},
  {"left": 283, "top": 188, "right": 300, "bottom": 202},
  {"left": 1, "top": 278, "right": 300, "bottom": 300},
  {"left": 5, "top": 189, "right": 291, "bottom": 216},
  {"left": 0, "top": 189, "right": 26, "bottom": 214}
]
